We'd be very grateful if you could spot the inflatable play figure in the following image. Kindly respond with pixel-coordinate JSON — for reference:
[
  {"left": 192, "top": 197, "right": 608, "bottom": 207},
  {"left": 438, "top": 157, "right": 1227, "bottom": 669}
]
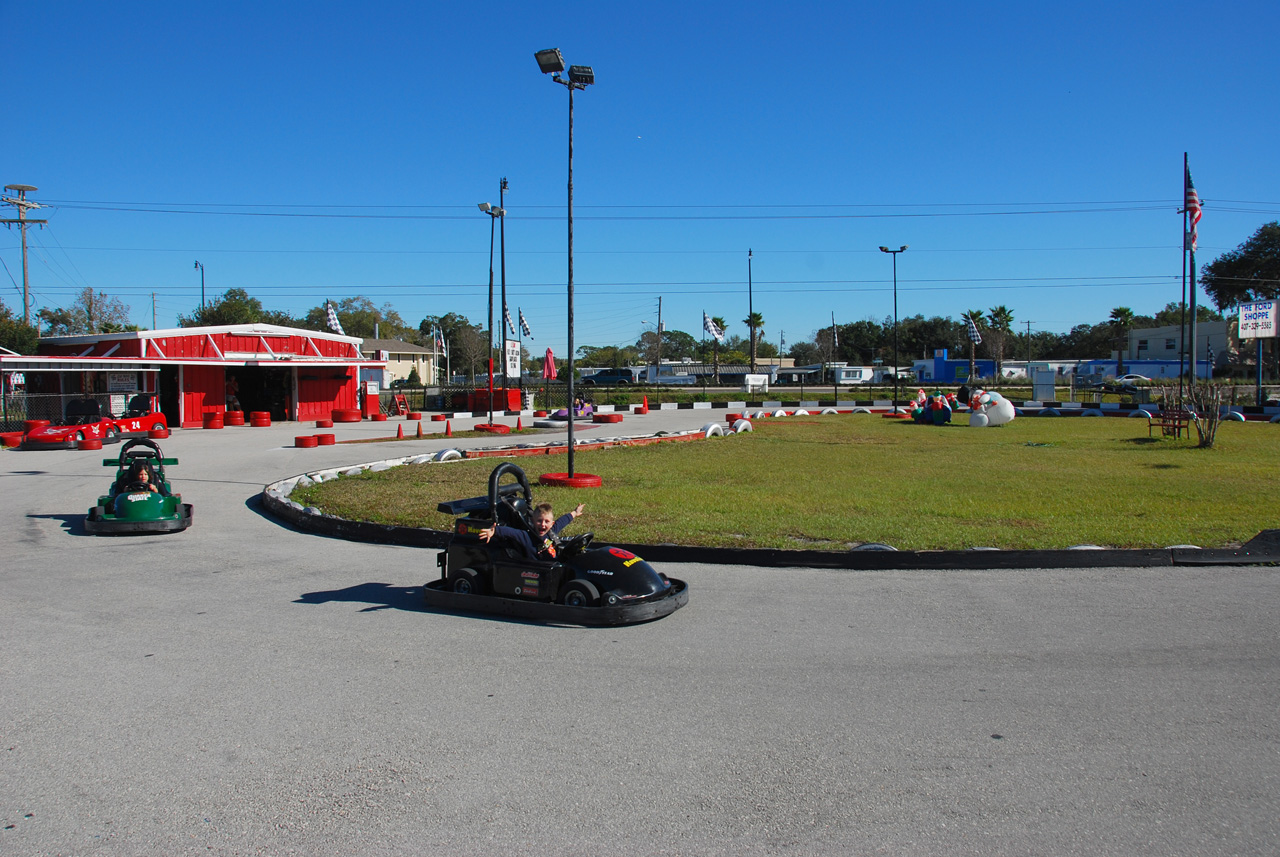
[{"left": 968, "top": 389, "right": 1016, "bottom": 427}]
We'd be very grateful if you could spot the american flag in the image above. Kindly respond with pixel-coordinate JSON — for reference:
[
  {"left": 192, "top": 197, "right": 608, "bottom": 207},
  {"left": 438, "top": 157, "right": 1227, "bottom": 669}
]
[
  {"left": 519, "top": 310, "right": 533, "bottom": 339},
  {"left": 966, "top": 314, "right": 982, "bottom": 344},
  {"left": 1185, "top": 166, "right": 1202, "bottom": 252},
  {"left": 504, "top": 304, "right": 517, "bottom": 337},
  {"left": 434, "top": 327, "right": 446, "bottom": 352},
  {"left": 325, "top": 300, "right": 345, "bottom": 335},
  {"left": 703, "top": 312, "right": 725, "bottom": 343}
]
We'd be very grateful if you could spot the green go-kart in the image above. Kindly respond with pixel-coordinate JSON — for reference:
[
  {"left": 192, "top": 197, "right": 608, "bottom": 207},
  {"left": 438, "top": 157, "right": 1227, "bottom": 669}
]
[{"left": 85, "top": 438, "right": 193, "bottom": 535}]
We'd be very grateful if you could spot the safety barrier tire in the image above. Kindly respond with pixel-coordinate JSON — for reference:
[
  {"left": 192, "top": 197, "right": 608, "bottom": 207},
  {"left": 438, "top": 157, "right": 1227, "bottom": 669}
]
[
  {"left": 77, "top": 438, "right": 103, "bottom": 450},
  {"left": 315, "top": 433, "right": 336, "bottom": 445},
  {"left": 332, "top": 409, "right": 362, "bottom": 423},
  {"left": 225, "top": 410, "right": 246, "bottom": 426},
  {"left": 371, "top": 413, "right": 387, "bottom": 422},
  {"left": 593, "top": 413, "right": 624, "bottom": 423},
  {"left": 202, "top": 413, "right": 224, "bottom": 429},
  {"left": 295, "top": 435, "right": 319, "bottom": 448},
  {"left": 701, "top": 422, "right": 724, "bottom": 437},
  {"left": 24, "top": 420, "right": 50, "bottom": 433},
  {"left": 315, "top": 418, "right": 334, "bottom": 428},
  {"left": 539, "top": 472, "right": 604, "bottom": 488},
  {"left": 148, "top": 428, "right": 169, "bottom": 439},
  {"left": 431, "top": 414, "right": 448, "bottom": 422},
  {"left": 407, "top": 412, "right": 422, "bottom": 420}
]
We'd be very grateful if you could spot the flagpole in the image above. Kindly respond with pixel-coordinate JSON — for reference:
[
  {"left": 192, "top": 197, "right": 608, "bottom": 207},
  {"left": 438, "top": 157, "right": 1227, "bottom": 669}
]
[{"left": 1179, "top": 155, "right": 1189, "bottom": 401}]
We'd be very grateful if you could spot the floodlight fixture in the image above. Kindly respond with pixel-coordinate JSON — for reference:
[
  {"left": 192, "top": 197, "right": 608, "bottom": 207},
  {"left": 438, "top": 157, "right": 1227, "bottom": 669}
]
[
  {"left": 567, "top": 65, "right": 594, "bottom": 86},
  {"left": 535, "top": 48, "right": 565, "bottom": 74},
  {"left": 478, "top": 202, "right": 491, "bottom": 212}
]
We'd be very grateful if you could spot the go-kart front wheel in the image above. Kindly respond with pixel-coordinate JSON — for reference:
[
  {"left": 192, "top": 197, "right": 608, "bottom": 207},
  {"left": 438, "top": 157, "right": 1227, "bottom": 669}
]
[
  {"left": 559, "top": 579, "right": 600, "bottom": 608},
  {"left": 449, "top": 567, "right": 484, "bottom": 596}
]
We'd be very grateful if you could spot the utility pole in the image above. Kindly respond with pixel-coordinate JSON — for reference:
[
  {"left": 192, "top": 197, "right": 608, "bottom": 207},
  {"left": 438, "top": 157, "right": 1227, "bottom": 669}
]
[
  {"left": 1026, "top": 320, "right": 1032, "bottom": 366},
  {"left": 2, "top": 184, "right": 48, "bottom": 326},
  {"left": 656, "top": 296, "right": 663, "bottom": 369},
  {"left": 152, "top": 293, "right": 157, "bottom": 329}
]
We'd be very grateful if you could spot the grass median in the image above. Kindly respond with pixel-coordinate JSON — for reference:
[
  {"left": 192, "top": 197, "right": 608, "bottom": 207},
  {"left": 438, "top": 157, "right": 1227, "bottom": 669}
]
[{"left": 289, "top": 414, "right": 1279, "bottom": 551}]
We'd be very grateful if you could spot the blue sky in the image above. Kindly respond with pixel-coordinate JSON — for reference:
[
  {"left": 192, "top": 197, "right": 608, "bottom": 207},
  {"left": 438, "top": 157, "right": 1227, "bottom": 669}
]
[{"left": 4, "top": 1, "right": 1278, "bottom": 359}]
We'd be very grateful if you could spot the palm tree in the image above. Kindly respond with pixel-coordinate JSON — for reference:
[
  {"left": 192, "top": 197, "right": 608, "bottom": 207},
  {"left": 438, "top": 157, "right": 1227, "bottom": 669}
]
[
  {"left": 986, "top": 305, "right": 1015, "bottom": 383},
  {"left": 1109, "top": 306, "right": 1135, "bottom": 375},
  {"left": 965, "top": 308, "right": 985, "bottom": 384},
  {"left": 711, "top": 316, "right": 728, "bottom": 383},
  {"left": 743, "top": 312, "right": 764, "bottom": 373}
]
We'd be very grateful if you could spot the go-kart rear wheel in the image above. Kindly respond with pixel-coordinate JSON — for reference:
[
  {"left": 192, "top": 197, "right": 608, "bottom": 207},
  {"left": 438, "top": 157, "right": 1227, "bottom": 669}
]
[
  {"left": 450, "top": 567, "right": 484, "bottom": 596},
  {"left": 559, "top": 579, "right": 600, "bottom": 608},
  {"left": 151, "top": 421, "right": 165, "bottom": 433}
]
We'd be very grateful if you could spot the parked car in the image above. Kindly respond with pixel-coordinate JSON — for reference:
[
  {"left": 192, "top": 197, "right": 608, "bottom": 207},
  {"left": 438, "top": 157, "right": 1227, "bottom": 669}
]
[
  {"left": 1115, "top": 374, "right": 1151, "bottom": 383},
  {"left": 578, "top": 368, "right": 637, "bottom": 386}
]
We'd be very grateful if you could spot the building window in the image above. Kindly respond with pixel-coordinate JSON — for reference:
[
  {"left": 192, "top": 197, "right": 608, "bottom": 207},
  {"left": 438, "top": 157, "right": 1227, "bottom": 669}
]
[
  {"left": 1137, "top": 339, "right": 1148, "bottom": 351},
  {"left": 1165, "top": 338, "right": 1176, "bottom": 350}
]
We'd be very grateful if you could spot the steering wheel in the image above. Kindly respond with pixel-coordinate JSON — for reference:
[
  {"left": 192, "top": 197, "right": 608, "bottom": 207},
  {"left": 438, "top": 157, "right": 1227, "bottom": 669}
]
[{"left": 560, "top": 532, "right": 594, "bottom": 556}]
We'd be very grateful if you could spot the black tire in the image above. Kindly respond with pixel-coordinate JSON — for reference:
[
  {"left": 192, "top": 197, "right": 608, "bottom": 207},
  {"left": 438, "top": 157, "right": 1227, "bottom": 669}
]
[
  {"left": 450, "top": 567, "right": 484, "bottom": 596},
  {"left": 75, "top": 431, "right": 85, "bottom": 442},
  {"left": 105, "top": 426, "right": 118, "bottom": 439},
  {"left": 559, "top": 579, "right": 599, "bottom": 608},
  {"left": 151, "top": 422, "right": 165, "bottom": 432}
]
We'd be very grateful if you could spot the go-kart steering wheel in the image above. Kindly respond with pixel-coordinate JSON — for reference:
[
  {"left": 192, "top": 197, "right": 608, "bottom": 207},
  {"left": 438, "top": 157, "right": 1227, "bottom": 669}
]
[{"left": 560, "top": 532, "right": 594, "bottom": 556}]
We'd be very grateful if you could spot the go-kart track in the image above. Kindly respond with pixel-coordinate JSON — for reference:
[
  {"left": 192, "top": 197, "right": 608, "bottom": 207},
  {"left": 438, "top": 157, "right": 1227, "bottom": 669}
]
[{"left": 2, "top": 407, "right": 1278, "bottom": 856}]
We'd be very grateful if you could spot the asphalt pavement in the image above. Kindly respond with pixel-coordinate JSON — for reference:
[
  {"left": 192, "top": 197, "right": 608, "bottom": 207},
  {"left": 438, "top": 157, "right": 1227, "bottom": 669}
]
[{"left": 2, "top": 410, "right": 1278, "bottom": 856}]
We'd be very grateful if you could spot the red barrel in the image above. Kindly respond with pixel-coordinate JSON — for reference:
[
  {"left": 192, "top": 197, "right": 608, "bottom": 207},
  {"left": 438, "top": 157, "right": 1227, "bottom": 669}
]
[
  {"left": 315, "top": 418, "right": 334, "bottom": 428},
  {"left": 249, "top": 411, "right": 271, "bottom": 427},
  {"left": 315, "top": 433, "right": 336, "bottom": 446},
  {"left": 407, "top": 412, "right": 422, "bottom": 420},
  {"left": 431, "top": 414, "right": 448, "bottom": 422},
  {"left": 294, "top": 435, "right": 318, "bottom": 448},
  {"left": 77, "top": 438, "right": 104, "bottom": 450},
  {"left": 148, "top": 428, "right": 169, "bottom": 439},
  {"left": 371, "top": 413, "right": 387, "bottom": 422},
  {"left": 332, "top": 409, "right": 361, "bottom": 423},
  {"left": 224, "top": 410, "right": 246, "bottom": 426},
  {"left": 202, "top": 412, "right": 224, "bottom": 430}
]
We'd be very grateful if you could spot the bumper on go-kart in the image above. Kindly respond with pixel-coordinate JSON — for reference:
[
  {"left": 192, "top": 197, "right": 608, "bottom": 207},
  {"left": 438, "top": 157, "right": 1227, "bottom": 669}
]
[
  {"left": 85, "top": 503, "right": 194, "bottom": 535},
  {"left": 422, "top": 577, "right": 689, "bottom": 626}
]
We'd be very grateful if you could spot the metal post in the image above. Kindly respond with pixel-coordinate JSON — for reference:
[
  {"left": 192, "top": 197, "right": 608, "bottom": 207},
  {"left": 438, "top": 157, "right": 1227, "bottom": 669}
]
[
  {"left": 566, "top": 82, "right": 577, "bottom": 476},
  {"left": 499, "top": 177, "right": 508, "bottom": 398},
  {"left": 747, "top": 249, "right": 755, "bottom": 373},
  {"left": 487, "top": 209, "right": 496, "bottom": 425}
]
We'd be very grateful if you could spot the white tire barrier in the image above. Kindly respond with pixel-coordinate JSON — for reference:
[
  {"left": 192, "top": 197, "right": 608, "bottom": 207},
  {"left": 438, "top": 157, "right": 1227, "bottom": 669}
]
[
  {"left": 433, "top": 449, "right": 462, "bottom": 462},
  {"left": 701, "top": 422, "right": 725, "bottom": 437},
  {"left": 1082, "top": 409, "right": 1105, "bottom": 417},
  {"left": 820, "top": 408, "right": 838, "bottom": 415},
  {"left": 732, "top": 419, "right": 753, "bottom": 433}
]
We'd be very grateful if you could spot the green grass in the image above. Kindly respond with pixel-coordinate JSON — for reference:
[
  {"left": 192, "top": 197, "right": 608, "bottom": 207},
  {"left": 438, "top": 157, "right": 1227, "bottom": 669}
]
[{"left": 289, "top": 415, "right": 1280, "bottom": 551}]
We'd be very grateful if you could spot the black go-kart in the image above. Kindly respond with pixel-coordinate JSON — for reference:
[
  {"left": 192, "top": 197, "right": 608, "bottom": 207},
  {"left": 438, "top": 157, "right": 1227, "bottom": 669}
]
[
  {"left": 424, "top": 462, "right": 688, "bottom": 625},
  {"left": 85, "top": 438, "right": 193, "bottom": 535}
]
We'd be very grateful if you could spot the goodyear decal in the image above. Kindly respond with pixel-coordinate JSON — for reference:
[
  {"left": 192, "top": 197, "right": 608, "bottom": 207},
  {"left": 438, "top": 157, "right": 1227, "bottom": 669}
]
[{"left": 127, "top": 493, "right": 150, "bottom": 502}]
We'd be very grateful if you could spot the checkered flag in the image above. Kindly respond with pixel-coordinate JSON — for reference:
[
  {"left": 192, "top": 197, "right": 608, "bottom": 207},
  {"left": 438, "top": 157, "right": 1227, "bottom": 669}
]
[
  {"left": 503, "top": 303, "right": 517, "bottom": 337},
  {"left": 965, "top": 314, "right": 982, "bottom": 345},
  {"left": 703, "top": 312, "right": 725, "bottom": 343},
  {"left": 519, "top": 310, "right": 533, "bottom": 339},
  {"left": 325, "top": 300, "right": 345, "bottom": 336}
]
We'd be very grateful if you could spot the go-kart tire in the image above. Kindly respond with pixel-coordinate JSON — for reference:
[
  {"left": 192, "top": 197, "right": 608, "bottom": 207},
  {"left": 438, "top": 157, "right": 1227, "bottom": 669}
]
[
  {"left": 450, "top": 568, "right": 484, "bottom": 596},
  {"left": 559, "top": 579, "right": 600, "bottom": 608},
  {"left": 150, "top": 421, "right": 166, "bottom": 433},
  {"left": 75, "top": 431, "right": 86, "bottom": 442}
]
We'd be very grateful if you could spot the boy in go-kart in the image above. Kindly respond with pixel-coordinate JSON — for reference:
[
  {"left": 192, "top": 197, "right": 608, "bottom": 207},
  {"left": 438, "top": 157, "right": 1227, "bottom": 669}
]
[{"left": 478, "top": 502, "right": 585, "bottom": 561}]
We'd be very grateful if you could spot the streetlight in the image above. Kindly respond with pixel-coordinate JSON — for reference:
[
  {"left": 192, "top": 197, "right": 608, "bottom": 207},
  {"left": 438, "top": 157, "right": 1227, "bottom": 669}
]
[
  {"left": 879, "top": 245, "right": 908, "bottom": 408},
  {"left": 536, "top": 47, "right": 594, "bottom": 478},
  {"left": 747, "top": 249, "right": 755, "bottom": 374},
  {"left": 193, "top": 260, "right": 205, "bottom": 313},
  {"left": 478, "top": 201, "right": 505, "bottom": 428}
]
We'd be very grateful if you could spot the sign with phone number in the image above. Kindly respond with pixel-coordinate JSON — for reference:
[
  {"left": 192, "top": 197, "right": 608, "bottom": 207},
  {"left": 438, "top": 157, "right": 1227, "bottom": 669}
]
[{"left": 1238, "top": 300, "right": 1277, "bottom": 339}]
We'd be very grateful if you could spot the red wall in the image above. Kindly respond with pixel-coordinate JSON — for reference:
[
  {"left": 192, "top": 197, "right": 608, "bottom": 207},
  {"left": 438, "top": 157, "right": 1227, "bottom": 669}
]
[
  {"left": 297, "top": 373, "right": 358, "bottom": 422},
  {"left": 180, "top": 365, "right": 226, "bottom": 427}
]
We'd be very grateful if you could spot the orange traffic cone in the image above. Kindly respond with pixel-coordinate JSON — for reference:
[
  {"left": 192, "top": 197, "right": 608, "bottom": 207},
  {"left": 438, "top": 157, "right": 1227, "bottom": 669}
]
[
  {"left": 445, "top": 420, "right": 453, "bottom": 437},
  {"left": 396, "top": 423, "right": 404, "bottom": 439},
  {"left": 516, "top": 417, "right": 523, "bottom": 431},
  {"left": 416, "top": 421, "right": 423, "bottom": 438}
]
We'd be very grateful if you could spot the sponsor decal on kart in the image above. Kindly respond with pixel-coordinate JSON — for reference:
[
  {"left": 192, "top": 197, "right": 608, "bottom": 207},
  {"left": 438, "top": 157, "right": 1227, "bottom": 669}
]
[
  {"left": 586, "top": 569, "right": 614, "bottom": 576},
  {"left": 521, "top": 571, "right": 540, "bottom": 580},
  {"left": 522, "top": 586, "right": 539, "bottom": 597},
  {"left": 127, "top": 493, "right": 150, "bottom": 501},
  {"left": 608, "top": 548, "right": 636, "bottom": 560}
]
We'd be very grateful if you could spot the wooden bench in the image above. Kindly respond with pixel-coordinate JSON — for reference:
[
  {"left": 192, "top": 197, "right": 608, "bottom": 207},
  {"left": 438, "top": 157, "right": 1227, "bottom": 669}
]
[{"left": 1150, "top": 409, "right": 1191, "bottom": 439}]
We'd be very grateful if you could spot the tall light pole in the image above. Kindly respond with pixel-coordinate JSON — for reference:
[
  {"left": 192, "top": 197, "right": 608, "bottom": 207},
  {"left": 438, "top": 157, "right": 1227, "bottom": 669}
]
[
  {"left": 747, "top": 249, "right": 755, "bottom": 373},
  {"left": 536, "top": 48, "right": 594, "bottom": 477},
  {"left": 499, "top": 177, "right": 509, "bottom": 395},
  {"left": 879, "top": 245, "right": 908, "bottom": 407},
  {"left": 478, "top": 201, "right": 504, "bottom": 428},
  {"left": 193, "top": 260, "right": 205, "bottom": 313}
]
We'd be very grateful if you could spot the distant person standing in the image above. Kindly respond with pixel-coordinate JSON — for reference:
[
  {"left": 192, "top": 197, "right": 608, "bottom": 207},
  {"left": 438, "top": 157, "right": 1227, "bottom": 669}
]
[{"left": 225, "top": 374, "right": 241, "bottom": 412}]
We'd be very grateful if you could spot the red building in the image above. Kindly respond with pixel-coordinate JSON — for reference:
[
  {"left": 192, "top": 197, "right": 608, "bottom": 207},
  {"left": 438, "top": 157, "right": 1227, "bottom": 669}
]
[{"left": 3, "top": 324, "right": 382, "bottom": 428}]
